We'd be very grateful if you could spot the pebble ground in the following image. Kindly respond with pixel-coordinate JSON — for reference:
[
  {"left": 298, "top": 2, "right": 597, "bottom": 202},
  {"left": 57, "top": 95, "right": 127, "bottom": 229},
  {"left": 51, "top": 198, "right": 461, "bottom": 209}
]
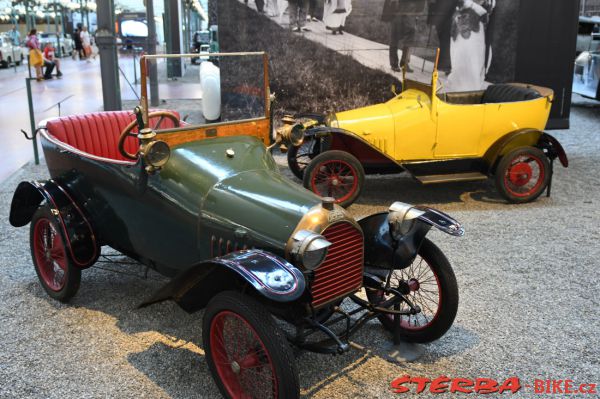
[{"left": 0, "top": 98, "right": 598, "bottom": 398}]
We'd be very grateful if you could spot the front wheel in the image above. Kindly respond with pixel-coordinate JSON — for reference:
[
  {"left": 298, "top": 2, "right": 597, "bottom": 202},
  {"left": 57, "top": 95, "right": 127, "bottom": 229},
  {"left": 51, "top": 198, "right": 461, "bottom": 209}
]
[
  {"left": 366, "top": 239, "right": 459, "bottom": 343},
  {"left": 287, "top": 135, "right": 321, "bottom": 179},
  {"left": 495, "top": 146, "right": 550, "bottom": 203},
  {"left": 30, "top": 206, "right": 81, "bottom": 302},
  {"left": 203, "top": 291, "right": 300, "bottom": 399},
  {"left": 303, "top": 150, "right": 365, "bottom": 207}
]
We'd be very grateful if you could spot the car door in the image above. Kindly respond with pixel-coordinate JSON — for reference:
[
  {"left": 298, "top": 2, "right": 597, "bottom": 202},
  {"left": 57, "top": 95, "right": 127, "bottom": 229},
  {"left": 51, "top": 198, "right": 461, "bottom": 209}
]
[{"left": 434, "top": 100, "right": 485, "bottom": 158}]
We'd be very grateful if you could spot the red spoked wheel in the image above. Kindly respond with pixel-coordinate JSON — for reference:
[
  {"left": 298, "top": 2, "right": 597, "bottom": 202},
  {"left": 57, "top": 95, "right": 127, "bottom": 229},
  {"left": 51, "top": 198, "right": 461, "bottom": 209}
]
[
  {"left": 30, "top": 206, "right": 81, "bottom": 302},
  {"left": 495, "top": 146, "right": 550, "bottom": 203},
  {"left": 366, "top": 239, "right": 458, "bottom": 343},
  {"left": 203, "top": 291, "right": 299, "bottom": 399},
  {"left": 303, "top": 150, "right": 364, "bottom": 208}
]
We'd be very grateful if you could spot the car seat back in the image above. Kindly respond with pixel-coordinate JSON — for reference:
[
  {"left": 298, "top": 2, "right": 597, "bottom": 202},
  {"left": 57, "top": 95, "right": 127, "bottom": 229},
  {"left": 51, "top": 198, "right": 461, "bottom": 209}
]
[
  {"left": 45, "top": 110, "right": 180, "bottom": 162},
  {"left": 482, "top": 84, "right": 542, "bottom": 104}
]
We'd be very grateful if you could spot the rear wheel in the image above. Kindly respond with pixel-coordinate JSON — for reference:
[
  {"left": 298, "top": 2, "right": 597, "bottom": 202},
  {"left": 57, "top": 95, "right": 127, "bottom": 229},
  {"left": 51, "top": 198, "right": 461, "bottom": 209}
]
[
  {"left": 303, "top": 150, "right": 364, "bottom": 207},
  {"left": 495, "top": 146, "right": 550, "bottom": 203},
  {"left": 30, "top": 206, "right": 81, "bottom": 302},
  {"left": 366, "top": 239, "right": 458, "bottom": 343},
  {"left": 203, "top": 291, "right": 300, "bottom": 399}
]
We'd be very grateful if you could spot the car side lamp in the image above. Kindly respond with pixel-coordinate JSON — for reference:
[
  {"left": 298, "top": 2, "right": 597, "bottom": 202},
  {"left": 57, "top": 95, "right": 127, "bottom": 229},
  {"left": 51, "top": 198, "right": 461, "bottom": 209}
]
[{"left": 138, "top": 128, "right": 171, "bottom": 174}]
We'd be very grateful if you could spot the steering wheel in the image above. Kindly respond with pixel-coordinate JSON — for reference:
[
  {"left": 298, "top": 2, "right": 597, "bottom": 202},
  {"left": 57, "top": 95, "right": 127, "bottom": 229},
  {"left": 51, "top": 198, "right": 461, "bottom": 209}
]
[{"left": 118, "top": 111, "right": 180, "bottom": 160}]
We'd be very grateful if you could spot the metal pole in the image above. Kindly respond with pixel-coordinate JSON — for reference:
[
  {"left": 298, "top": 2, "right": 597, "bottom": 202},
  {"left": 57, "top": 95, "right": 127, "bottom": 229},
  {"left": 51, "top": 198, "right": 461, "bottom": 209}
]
[
  {"left": 146, "top": 0, "right": 159, "bottom": 106},
  {"left": 96, "top": 0, "right": 121, "bottom": 110},
  {"left": 25, "top": 78, "right": 40, "bottom": 165},
  {"left": 54, "top": 1, "right": 62, "bottom": 57}
]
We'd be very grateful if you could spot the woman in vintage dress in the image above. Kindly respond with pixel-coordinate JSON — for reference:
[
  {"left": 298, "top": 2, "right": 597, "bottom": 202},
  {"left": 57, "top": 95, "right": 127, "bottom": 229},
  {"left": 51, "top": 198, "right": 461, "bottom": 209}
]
[
  {"left": 446, "top": 0, "right": 495, "bottom": 91},
  {"left": 323, "top": 0, "right": 352, "bottom": 34}
]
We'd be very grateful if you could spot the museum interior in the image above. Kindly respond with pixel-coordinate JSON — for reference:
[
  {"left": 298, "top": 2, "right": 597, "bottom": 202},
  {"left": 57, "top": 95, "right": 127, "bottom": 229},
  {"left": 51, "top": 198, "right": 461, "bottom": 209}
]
[{"left": 0, "top": 0, "right": 598, "bottom": 398}]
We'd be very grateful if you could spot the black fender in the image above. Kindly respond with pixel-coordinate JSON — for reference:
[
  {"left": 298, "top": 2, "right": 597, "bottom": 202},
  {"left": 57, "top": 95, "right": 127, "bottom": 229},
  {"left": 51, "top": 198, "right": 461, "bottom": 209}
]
[
  {"left": 538, "top": 132, "right": 569, "bottom": 167},
  {"left": 358, "top": 208, "right": 463, "bottom": 271},
  {"left": 10, "top": 180, "right": 98, "bottom": 268},
  {"left": 483, "top": 129, "right": 568, "bottom": 174},
  {"left": 358, "top": 212, "right": 431, "bottom": 270},
  {"left": 139, "top": 250, "right": 306, "bottom": 313}
]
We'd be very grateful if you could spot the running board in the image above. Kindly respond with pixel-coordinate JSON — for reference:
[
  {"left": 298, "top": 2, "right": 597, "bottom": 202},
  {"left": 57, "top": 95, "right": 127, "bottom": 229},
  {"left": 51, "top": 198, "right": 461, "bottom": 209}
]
[{"left": 415, "top": 172, "right": 488, "bottom": 184}]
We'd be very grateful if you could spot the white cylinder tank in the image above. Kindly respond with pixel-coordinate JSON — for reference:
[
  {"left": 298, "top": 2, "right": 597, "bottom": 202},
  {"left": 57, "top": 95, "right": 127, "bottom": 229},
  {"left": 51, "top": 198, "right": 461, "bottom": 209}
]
[{"left": 200, "top": 61, "right": 221, "bottom": 121}]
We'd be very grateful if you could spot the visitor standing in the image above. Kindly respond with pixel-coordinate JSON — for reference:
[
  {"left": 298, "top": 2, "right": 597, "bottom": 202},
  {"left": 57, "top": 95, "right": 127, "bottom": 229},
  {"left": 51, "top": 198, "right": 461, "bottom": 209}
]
[
  {"left": 80, "top": 26, "right": 92, "bottom": 62},
  {"left": 73, "top": 24, "right": 84, "bottom": 60},
  {"left": 25, "top": 30, "right": 48, "bottom": 81},
  {"left": 8, "top": 25, "right": 20, "bottom": 45},
  {"left": 288, "top": 0, "right": 310, "bottom": 32}
]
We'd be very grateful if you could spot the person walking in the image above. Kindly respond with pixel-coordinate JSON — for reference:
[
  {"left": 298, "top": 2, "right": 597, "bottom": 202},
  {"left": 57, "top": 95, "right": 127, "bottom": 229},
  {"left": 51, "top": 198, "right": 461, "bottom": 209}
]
[
  {"left": 323, "top": 0, "right": 352, "bottom": 35},
  {"left": 383, "top": 0, "right": 427, "bottom": 72},
  {"left": 288, "top": 0, "right": 310, "bottom": 32}
]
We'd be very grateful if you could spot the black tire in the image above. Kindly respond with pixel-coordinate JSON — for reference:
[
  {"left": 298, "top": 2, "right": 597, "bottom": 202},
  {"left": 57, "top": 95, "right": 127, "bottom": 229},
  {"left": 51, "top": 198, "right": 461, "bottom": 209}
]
[
  {"left": 302, "top": 150, "right": 365, "bottom": 208},
  {"left": 0, "top": 60, "right": 8, "bottom": 69},
  {"left": 30, "top": 206, "right": 81, "bottom": 302},
  {"left": 495, "top": 146, "right": 550, "bottom": 204},
  {"left": 203, "top": 291, "right": 300, "bottom": 399},
  {"left": 366, "top": 239, "right": 459, "bottom": 343},
  {"left": 287, "top": 136, "right": 321, "bottom": 180}
]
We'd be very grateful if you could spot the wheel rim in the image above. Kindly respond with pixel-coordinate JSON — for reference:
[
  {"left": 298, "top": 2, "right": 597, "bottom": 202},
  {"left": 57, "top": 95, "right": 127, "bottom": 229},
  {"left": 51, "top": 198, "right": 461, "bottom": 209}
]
[
  {"left": 503, "top": 153, "right": 545, "bottom": 198},
  {"left": 374, "top": 255, "right": 442, "bottom": 331},
  {"left": 210, "top": 311, "right": 278, "bottom": 399},
  {"left": 310, "top": 159, "right": 358, "bottom": 203},
  {"left": 32, "top": 218, "right": 67, "bottom": 292}
]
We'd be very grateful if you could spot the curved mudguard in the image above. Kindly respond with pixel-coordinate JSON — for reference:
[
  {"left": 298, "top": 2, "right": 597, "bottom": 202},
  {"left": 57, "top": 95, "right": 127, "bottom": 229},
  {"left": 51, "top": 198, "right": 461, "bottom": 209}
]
[
  {"left": 483, "top": 129, "right": 569, "bottom": 172},
  {"left": 140, "top": 250, "right": 306, "bottom": 312},
  {"left": 9, "top": 180, "right": 98, "bottom": 268},
  {"left": 358, "top": 208, "right": 463, "bottom": 270}
]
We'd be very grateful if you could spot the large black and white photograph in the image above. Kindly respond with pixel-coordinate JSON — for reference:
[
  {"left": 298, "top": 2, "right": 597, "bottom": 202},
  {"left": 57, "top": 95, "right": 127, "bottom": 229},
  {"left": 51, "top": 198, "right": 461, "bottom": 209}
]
[{"left": 219, "top": 0, "right": 521, "bottom": 114}]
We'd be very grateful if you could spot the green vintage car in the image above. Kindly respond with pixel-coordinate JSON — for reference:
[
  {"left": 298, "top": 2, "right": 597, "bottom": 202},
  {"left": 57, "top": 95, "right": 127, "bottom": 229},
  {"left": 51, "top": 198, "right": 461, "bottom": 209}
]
[{"left": 9, "top": 53, "right": 464, "bottom": 399}]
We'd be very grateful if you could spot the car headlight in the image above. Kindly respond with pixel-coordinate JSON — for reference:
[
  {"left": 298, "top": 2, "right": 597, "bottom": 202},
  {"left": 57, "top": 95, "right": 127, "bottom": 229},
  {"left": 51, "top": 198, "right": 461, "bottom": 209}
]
[
  {"left": 290, "top": 229, "right": 331, "bottom": 270},
  {"left": 324, "top": 112, "right": 339, "bottom": 128},
  {"left": 388, "top": 201, "right": 425, "bottom": 239}
]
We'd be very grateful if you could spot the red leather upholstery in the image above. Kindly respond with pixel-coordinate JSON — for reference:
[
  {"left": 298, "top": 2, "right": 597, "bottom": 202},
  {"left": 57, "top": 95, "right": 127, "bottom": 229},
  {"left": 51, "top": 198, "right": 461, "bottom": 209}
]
[{"left": 45, "top": 110, "right": 180, "bottom": 162}]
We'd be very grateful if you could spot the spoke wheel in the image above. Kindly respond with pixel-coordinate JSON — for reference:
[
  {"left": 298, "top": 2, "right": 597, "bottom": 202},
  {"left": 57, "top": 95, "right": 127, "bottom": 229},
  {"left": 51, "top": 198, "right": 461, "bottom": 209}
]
[
  {"left": 303, "top": 150, "right": 364, "bottom": 208},
  {"left": 30, "top": 206, "right": 81, "bottom": 302},
  {"left": 203, "top": 291, "right": 299, "bottom": 399},
  {"left": 366, "top": 239, "right": 458, "bottom": 343},
  {"left": 495, "top": 146, "right": 550, "bottom": 203}
]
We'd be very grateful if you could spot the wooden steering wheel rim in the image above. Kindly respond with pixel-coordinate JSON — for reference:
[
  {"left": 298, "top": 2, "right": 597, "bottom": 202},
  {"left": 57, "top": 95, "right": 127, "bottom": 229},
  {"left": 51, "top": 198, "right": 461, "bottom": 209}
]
[{"left": 118, "top": 111, "right": 181, "bottom": 160}]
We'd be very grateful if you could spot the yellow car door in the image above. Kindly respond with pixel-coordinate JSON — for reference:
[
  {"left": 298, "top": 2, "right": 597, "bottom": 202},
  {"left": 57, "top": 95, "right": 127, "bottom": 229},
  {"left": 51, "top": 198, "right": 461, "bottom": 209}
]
[
  {"left": 388, "top": 91, "right": 437, "bottom": 161},
  {"left": 434, "top": 99, "right": 485, "bottom": 158}
]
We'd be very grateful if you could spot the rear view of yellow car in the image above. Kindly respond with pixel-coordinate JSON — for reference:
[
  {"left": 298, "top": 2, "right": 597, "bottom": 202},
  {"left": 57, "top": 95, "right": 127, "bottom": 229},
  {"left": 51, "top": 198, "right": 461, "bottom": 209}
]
[{"left": 283, "top": 49, "right": 568, "bottom": 207}]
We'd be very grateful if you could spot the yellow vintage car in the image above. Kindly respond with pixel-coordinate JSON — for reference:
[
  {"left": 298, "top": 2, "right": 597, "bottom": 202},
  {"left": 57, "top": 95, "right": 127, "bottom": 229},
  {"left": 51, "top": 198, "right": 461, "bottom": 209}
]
[{"left": 284, "top": 50, "right": 569, "bottom": 207}]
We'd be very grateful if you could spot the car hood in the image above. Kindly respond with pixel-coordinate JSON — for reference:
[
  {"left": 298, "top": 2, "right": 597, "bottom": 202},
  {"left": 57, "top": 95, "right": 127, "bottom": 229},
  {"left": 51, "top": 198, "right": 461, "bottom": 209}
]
[
  {"left": 160, "top": 135, "right": 321, "bottom": 252},
  {"left": 334, "top": 103, "right": 393, "bottom": 134}
]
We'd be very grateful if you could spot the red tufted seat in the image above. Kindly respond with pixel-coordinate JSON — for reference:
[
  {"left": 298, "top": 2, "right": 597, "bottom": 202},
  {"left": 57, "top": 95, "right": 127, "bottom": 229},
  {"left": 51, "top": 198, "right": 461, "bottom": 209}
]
[{"left": 45, "top": 110, "right": 180, "bottom": 162}]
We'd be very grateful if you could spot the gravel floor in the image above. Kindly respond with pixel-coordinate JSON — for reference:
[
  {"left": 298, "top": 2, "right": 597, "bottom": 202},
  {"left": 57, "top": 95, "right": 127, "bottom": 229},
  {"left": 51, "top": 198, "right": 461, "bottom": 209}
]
[{"left": 1, "top": 99, "right": 599, "bottom": 398}]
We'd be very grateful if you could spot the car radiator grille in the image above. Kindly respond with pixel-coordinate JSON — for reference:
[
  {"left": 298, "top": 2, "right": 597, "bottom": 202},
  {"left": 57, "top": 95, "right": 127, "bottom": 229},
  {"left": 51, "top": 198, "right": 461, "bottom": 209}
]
[{"left": 311, "top": 222, "right": 364, "bottom": 308}]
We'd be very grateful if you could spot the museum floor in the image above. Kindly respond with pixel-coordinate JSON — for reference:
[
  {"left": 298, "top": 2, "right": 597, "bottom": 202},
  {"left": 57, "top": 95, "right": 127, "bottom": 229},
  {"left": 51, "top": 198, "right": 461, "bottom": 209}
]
[{"left": 0, "top": 63, "right": 599, "bottom": 396}]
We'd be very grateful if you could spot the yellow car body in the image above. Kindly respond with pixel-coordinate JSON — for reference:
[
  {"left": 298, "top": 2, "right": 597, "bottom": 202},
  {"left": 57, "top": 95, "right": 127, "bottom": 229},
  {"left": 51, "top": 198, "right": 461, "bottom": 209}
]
[
  {"left": 286, "top": 54, "right": 569, "bottom": 206},
  {"left": 334, "top": 81, "right": 554, "bottom": 162}
]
